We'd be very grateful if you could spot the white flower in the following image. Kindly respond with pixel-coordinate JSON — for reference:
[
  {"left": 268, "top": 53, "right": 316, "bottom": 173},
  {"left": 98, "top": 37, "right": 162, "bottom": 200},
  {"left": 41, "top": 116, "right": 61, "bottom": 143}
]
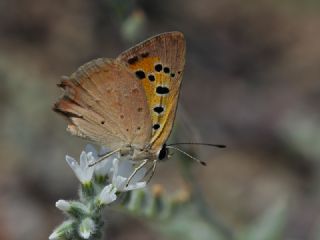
[
  {"left": 84, "top": 144, "right": 99, "bottom": 159},
  {"left": 56, "top": 200, "right": 70, "bottom": 212},
  {"left": 78, "top": 217, "right": 95, "bottom": 239},
  {"left": 97, "top": 184, "right": 117, "bottom": 205},
  {"left": 94, "top": 155, "right": 114, "bottom": 178},
  {"left": 65, "top": 151, "right": 94, "bottom": 184},
  {"left": 56, "top": 199, "right": 91, "bottom": 218},
  {"left": 111, "top": 158, "right": 146, "bottom": 191},
  {"left": 48, "top": 230, "right": 59, "bottom": 240},
  {"left": 85, "top": 144, "right": 115, "bottom": 178}
]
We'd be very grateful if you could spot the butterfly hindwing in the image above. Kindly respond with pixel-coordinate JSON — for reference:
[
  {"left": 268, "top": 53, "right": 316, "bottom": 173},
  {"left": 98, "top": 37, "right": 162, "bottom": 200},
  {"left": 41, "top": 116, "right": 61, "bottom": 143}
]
[
  {"left": 117, "top": 31, "right": 186, "bottom": 151},
  {"left": 54, "top": 58, "right": 152, "bottom": 150}
]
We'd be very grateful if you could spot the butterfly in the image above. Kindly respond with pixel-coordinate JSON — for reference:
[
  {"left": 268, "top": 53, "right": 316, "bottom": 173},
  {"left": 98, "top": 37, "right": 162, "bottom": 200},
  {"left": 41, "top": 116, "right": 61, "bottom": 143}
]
[{"left": 53, "top": 31, "right": 186, "bottom": 182}]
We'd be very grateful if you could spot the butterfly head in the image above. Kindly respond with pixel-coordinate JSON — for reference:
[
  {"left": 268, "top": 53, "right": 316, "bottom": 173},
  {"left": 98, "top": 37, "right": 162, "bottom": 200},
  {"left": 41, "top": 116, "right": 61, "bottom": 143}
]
[{"left": 157, "top": 144, "right": 169, "bottom": 161}]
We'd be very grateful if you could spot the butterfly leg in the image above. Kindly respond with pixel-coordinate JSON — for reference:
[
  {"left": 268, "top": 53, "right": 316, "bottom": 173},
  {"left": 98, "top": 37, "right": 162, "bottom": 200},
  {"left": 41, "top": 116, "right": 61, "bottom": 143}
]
[
  {"left": 126, "top": 159, "right": 148, "bottom": 187},
  {"left": 146, "top": 160, "right": 157, "bottom": 184},
  {"left": 88, "top": 148, "right": 121, "bottom": 167}
]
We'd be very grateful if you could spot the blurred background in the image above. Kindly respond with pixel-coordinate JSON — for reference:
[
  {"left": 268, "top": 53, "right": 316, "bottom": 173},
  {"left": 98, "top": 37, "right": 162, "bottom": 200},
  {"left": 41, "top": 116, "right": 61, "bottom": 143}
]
[{"left": 0, "top": 0, "right": 320, "bottom": 239}]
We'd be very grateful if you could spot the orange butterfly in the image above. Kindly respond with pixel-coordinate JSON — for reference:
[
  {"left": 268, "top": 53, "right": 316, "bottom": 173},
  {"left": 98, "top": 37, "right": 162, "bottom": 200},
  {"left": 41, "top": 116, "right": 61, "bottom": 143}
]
[{"left": 54, "top": 32, "right": 185, "bottom": 182}]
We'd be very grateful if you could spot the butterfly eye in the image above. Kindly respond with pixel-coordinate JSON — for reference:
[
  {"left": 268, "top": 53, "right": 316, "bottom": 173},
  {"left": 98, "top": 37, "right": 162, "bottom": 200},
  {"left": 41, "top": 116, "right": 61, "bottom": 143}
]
[{"left": 158, "top": 145, "right": 168, "bottom": 160}]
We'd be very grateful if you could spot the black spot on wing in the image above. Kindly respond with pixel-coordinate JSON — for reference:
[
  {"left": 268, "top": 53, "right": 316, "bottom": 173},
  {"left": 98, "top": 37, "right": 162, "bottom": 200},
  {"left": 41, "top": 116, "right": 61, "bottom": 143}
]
[
  {"left": 153, "top": 123, "right": 160, "bottom": 130},
  {"left": 163, "top": 67, "right": 170, "bottom": 73},
  {"left": 128, "top": 56, "right": 138, "bottom": 65},
  {"left": 135, "top": 70, "right": 146, "bottom": 79},
  {"left": 155, "top": 64, "right": 162, "bottom": 72},
  {"left": 153, "top": 106, "right": 164, "bottom": 114},
  {"left": 156, "top": 86, "right": 169, "bottom": 95},
  {"left": 148, "top": 74, "right": 155, "bottom": 81},
  {"left": 141, "top": 52, "right": 149, "bottom": 58}
]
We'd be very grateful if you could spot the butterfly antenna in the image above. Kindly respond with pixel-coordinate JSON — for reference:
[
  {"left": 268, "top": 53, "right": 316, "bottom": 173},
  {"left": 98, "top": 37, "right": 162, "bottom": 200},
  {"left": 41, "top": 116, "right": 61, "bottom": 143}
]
[
  {"left": 167, "top": 142, "right": 226, "bottom": 148},
  {"left": 166, "top": 146, "right": 207, "bottom": 166}
]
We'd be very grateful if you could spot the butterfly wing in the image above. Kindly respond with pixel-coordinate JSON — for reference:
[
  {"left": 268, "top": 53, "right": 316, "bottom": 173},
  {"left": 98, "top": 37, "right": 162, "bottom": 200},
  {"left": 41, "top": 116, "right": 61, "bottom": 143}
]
[
  {"left": 53, "top": 58, "right": 152, "bottom": 150},
  {"left": 117, "top": 31, "right": 186, "bottom": 152}
]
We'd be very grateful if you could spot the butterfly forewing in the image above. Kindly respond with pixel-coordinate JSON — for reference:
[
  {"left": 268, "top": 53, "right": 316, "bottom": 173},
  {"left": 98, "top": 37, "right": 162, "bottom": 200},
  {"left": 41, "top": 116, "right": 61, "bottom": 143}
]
[
  {"left": 117, "top": 31, "right": 186, "bottom": 151},
  {"left": 54, "top": 58, "right": 152, "bottom": 150}
]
